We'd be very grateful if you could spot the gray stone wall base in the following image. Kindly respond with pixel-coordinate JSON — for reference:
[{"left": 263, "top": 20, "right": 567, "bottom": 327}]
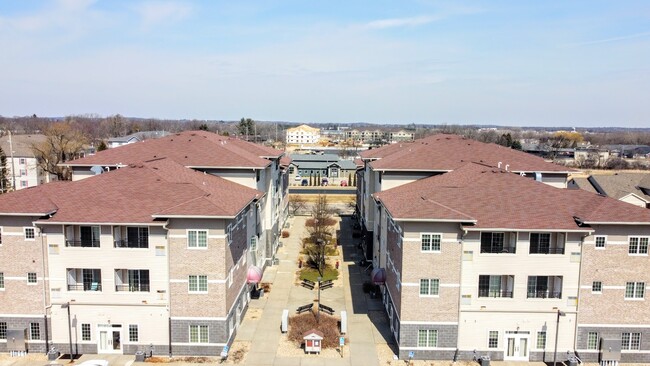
[{"left": 0, "top": 316, "right": 49, "bottom": 354}]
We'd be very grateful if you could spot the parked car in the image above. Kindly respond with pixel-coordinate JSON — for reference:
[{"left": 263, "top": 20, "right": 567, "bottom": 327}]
[
  {"left": 294, "top": 175, "right": 302, "bottom": 181},
  {"left": 322, "top": 178, "right": 329, "bottom": 186},
  {"left": 301, "top": 179, "right": 308, "bottom": 186},
  {"left": 78, "top": 360, "right": 109, "bottom": 366},
  {"left": 340, "top": 180, "right": 348, "bottom": 186}
]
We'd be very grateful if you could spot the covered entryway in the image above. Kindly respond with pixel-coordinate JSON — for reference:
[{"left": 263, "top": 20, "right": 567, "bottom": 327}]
[
  {"left": 97, "top": 324, "right": 122, "bottom": 354},
  {"left": 505, "top": 331, "right": 529, "bottom": 361}
]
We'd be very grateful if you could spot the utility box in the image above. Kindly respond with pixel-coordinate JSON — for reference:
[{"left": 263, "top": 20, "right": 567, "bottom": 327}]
[
  {"left": 7, "top": 328, "right": 27, "bottom": 352},
  {"left": 480, "top": 356, "right": 491, "bottom": 366},
  {"left": 600, "top": 338, "right": 621, "bottom": 361},
  {"left": 135, "top": 351, "right": 146, "bottom": 362},
  {"left": 340, "top": 311, "right": 347, "bottom": 334},
  {"left": 281, "top": 309, "right": 289, "bottom": 333}
]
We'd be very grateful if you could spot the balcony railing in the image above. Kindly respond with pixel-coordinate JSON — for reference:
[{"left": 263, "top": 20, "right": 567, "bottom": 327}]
[
  {"left": 530, "top": 247, "right": 565, "bottom": 255},
  {"left": 65, "top": 240, "right": 100, "bottom": 248},
  {"left": 115, "top": 284, "right": 150, "bottom": 292},
  {"left": 481, "top": 246, "right": 517, "bottom": 254},
  {"left": 114, "top": 239, "right": 148, "bottom": 248},
  {"left": 527, "top": 290, "right": 562, "bottom": 299},
  {"left": 67, "top": 283, "right": 102, "bottom": 291},
  {"left": 478, "top": 289, "right": 514, "bottom": 298}
]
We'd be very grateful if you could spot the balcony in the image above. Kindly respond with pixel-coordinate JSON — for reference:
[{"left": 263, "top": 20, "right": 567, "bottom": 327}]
[
  {"left": 478, "top": 289, "right": 513, "bottom": 298},
  {"left": 527, "top": 290, "right": 562, "bottom": 299},
  {"left": 65, "top": 239, "right": 100, "bottom": 248},
  {"left": 67, "top": 283, "right": 102, "bottom": 291},
  {"left": 115, "top": 283, "right": 150, "bottom": 292},
  {"left": 529, "top": 247, "right": 565, "bottom": 255},
  {"left": 481, "top": 246, "right": 517, "bottom": 254},
  {"left": 480, "top": 232, "right": 517, "bottom": 254},
  {"left": 114, "top": 239, "right": 148, "bottom": 248}
]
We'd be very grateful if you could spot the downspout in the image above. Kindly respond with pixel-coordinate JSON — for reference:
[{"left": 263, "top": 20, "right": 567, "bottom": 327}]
[
  {"left": 38, "top": 222, "right": 50, "bottom": 353},
  {"left": 574, "top": 229, "right": 593, "bottom": 353},
  {"left": 456, "top": 223, "right": 468, "bottom": 360},
  {"left": 162, "top": 220, "right": 172, "bottom": 358}
]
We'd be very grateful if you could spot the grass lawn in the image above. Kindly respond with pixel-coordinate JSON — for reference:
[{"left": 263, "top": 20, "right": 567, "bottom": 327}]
[{"left": 299, "top": 266, "right": 339, "bottom": 282}]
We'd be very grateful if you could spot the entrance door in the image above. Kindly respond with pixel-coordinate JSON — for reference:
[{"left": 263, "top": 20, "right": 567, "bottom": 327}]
[
  {"left": 98, "top": 325, "right": 122, "bottom": 354},
  {"left": 505, "top": 332, "right": 529, "bottom": 361}
]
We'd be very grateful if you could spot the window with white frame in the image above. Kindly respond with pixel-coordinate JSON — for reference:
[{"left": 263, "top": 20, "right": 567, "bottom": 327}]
[
  {"left": 417, "top": 329, "right": 437, "bottom": 347},
  {"left": 24, "top": 227, "right": 35, "bottom": 240},
  {"left": 587, "top": 332, "right": 599, "bottom": 350},
  {"left": 421, "top": 233, "right": 441, "bottom": 252},
  {"left": 592, "top": 281, "right": 602, "bottom": 293},
  {"left": 625, "top": 282, "right": 645, "bottom": 299},
  {"left": 30, "top": 323, "right": 40, "bottom": 340},
  {"left": 622, "top": 332, "right": 641, "bottom": 350},
  {"left": 189, "top": 275, "right": 208, "bottom": 293},
  {"left": 250, "top": 236, "right": 257, "bottom": 251},
  {"left": 488, "top": 331, "right": 499, "bottom": 348},
  {"left": 595, "top": 236, "right": 606, "bottom": 248},
  {"left": 189, "top": 325, "right": 209, "bottom": 343},
  {"left": 19, "top": 169, "right": 26, "bottom": 176},
  {"left": 0, "top": 272, "right": 4, "bottom": 289},
  {"left": 537, "top": 331, "right": 546, "bottom": 349},
  {"left": 129, "top": 324, "right": 139, "bottom": 342},
  {"left": 419, "top": 279, "right": 440, "bottom": 296},
  {"left": 0, "top": 322, "right": 6, "bottom": 339},
  {"left": 19, "top": 158, "right": 26, "bottom": 165},
  {"left": 629, "top": 237, "right": 649, "bottom": 255},
  {"left": 188, "top": 230, "right": 207, "bottom": 248},
  {"left": 81, "top": 323, "right": 91, "bottom": 341},
  {"left": 27, "top": 272, "right": 37, "bottom": 284},
  {"left": 20, "top": 180, "right": 27, "bottom": 188}
]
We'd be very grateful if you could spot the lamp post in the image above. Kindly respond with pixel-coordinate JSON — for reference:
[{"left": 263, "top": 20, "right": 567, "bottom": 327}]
[
  {"left": 60, "top": 303, "right": 74, "bottom": 361},
  {"left": 553, "top": 310, "right": 566, "bottom": 366}
]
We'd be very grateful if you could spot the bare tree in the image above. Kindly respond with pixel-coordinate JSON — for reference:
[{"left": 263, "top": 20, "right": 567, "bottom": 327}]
[
  {"left": 31, "top": 122, "right": 89, "bottom": 180},
  {"left": 289, "top": 194, "right": 307, "bottom": 216}
]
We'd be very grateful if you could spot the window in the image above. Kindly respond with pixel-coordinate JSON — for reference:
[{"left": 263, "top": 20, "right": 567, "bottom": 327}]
[
  {"left": 77, "top": 226, "right": 100, "bottom": 247},
  {"left": 27, "top": 272, "right": 37, "bottom": 284},
  {"left": 288, "top": 166, "right": 294, "bottom": 174},
  {"left": 81, "top": 324, "right": 91, "bottom": 341},
  {"left": 628, "top": 237, "right": 649, "bottom": 255},
  {"left": 419, "top": 279, "right": 440, "bottom": 296},
  {"left": 30, "top": 323, "right": 40, "bottom": 340},
  {"left": 592, "top": 281, "right": 602, "bottom": 293},
  {"left": 20, "top": 180, "right": 28, "bottom": 188},
  {"left": 622, "top": 332, "right": 641, "bottom": 350},
  {"left": 19, "top": 169, "right": 27, "bottom": 176},
  {"left": 189, "top": 275, "right": 208, "bottom": 293},
  {"left": 24, "top": 227, "right": 35, "bottom": 240},
  {"left": 250, "top": 236, "right": 257, "bottom": 251},
  {"left": 595, "top": 236, "right": 606, "bottom": 248},
  {"left": 587, "top": 332, "right": 599, "bottom": 350},
  {"left": 115, "top": 269, "right": 150, "bottom": 292},
  {"left": 417, "top": 329, "right": 437, "bottom": 348},
  {"left": 0, "top": 272, "right": 4, "bottom": 289},
  {"left": 188, "top": 230, "right": 207, "bottom": 248},
  {"left": 115, "top": 227, "right": 149, "bottom": 248},
  {"left": 625, "top": 282, "right": 645, "bottom": 299},
  {"left": 537, "top": 331, "right": 546, "bottom": 349},
  {"left": 480, "top": 232, "right": 514, "bottom": 253},
  {"left": 189, "top": 325, "right": 209, "bottom": 343},
  {"left": 479, "top": 275, "right": 514, "bottom": 298},
  {"left": 421, "top": 233, "right": 441, "bottom": 252},
  {"left": 129, "top": 324, "right": 139, "bottom": 342},
  {"left": 67, "top": 268, "right": 102, "bottom": 291},
  {"left": 488, "top": 331, "right": 499, "bottom": 348},
  {"left": 527, "top": 276, "right": 563, "bottom": 298},
  {"left": 19, "top": 158, "right": 26, "bottom": 165},
  {"left": 0, "top": 322, "right": 6, "bottom": 339}
]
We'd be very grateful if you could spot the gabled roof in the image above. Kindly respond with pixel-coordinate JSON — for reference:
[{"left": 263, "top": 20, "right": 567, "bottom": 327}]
[
  {"left": 287, "top": 124, "right": 320, "bottom": 133},
  {"left": 0, "top": 158, "right": 262, "bottom": 224},
  {"left": 577, "top": 173, "right": 650, "bottom": 202},
  {"left": 360, "top": 134, "right": 572, "bottom": 173},
  {"left": 107, "top": 130, "right": 171, "bottom": 143},
  {"left": 375, "top": 163, "right": 650, "bottom": 229},
  {"left": 64, "top": 131, "right": 283, "bottom": 169},
  {"left": 0, "top": 134, "right": 47, "bottom": 157}
]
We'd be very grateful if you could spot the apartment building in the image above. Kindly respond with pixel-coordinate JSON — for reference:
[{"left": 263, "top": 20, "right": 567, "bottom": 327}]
[
  {"left": 345, "top": 128, "right": 415, "bottom": 144},
  {"left": 0, "top": 134, "right": 56, "bottom": 191},
  {"left": 0, "top": 158, "right": 265, "bottom": 355},
  {"left": 61, "top": 131, "right": 287, "bottom": 268},
  {"left": 357, "top": 134, "right": 573, "bottom": 263},
  {"left": 285, "top": 124, "right": 321, "bottom": 145},
  {"left": 373, "top": 162, "right": 650, "bottom": 361}
]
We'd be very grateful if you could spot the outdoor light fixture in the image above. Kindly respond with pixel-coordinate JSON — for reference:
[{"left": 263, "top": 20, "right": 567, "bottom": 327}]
[
  {"left": 60, "top": 303, "right": 74, "bottom": 361},
  {"left": 553, "top": 310, "right": 566, "bottom": 366}
]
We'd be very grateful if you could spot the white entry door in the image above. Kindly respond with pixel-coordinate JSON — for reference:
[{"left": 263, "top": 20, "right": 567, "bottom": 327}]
[
  {"left": 505, "top": 331, "right": 529, "bottom": 361},
  {"left": 97, "top": 324, "right": 122, "bottom": 354}
]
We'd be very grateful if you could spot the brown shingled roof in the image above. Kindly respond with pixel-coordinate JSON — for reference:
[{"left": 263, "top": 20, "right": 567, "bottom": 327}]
[
  {"left": 64, "top": 130, "right": 283, "bottom": 169},
  {"left": 361, "top": 134, "right": 571, "bottom": 173},
  {"left": 0, "top": 158, "right": 262, "bottom": 223},
  {"left": 375, "top": 162, "right": 650, "bottom": 229}
]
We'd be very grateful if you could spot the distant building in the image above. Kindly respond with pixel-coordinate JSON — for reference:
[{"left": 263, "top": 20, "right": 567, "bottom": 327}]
[
  {"left": 569, "top": 173, "right": 650, "bottom": 208},
  {"left": 285, "top": 125, "right": 321, "bottom": 145},
  {"left": 345, "top": 128, "right": 414, "bottom": 144},
  {"left": 0, "top": 134, "right": 56, "bottom": 191},
  {"left": 287, "top": 154, "right": 357, "bottom": 185},
  {"left": 107, "top": 131, "right": 171, "bottom": 148}
]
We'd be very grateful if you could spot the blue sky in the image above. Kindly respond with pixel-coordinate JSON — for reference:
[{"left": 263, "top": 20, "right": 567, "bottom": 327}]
[{"left": 0, "top": 0, "right": 649, "bottom": 127}]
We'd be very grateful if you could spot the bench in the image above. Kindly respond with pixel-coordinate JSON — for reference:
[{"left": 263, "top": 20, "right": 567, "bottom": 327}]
[
  {"left": 303, "top": 279, "right": 316, "bottom": 286},
  {"left": 321, "top": 280, "right": 333, "bottom": 286},
  {"left": 301, "top": 280, "right": 315, "bottom": 290},
  {"left": 296, "top": 303, "right": 313, "bottom": 314},
  {"left": 318, "top": 304, "right": 334, "bottom": 315},
  {"left": 320, "top": 282, "right": 333, "bottom": 291}
]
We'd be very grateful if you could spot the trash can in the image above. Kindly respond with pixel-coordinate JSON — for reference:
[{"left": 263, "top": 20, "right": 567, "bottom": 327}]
[
  {"left": 567, "top": 356, "right": 579, "bottom": 366},
  {"left": 480, "top": 356, "right": 491, "bottom": 366},
  {"left": 47, "top": 349, "right": 60, "bottom": 361},
  {"left": 135, "top": 351, "right": 146, "bottom": 362},
  {"left": 259, "top": 288, "right": 264, "bottom": 298}
]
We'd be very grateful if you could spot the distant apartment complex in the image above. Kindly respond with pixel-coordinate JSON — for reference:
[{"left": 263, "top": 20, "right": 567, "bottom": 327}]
[
  {"left": 287, "top": 154, "right": 358, "bottom": 185},
  {"left": 107, "top": 131, "right": 171, "bottom": 148},
  {"left": 358, "top": 134, "right": 650, "bottom": 362},
  {"left": 0, "top": 134, "right": 56, "bottom": 191},
  {"left": 345, "top": 128, "right": 415, "bottom": 144},
  {"left": 0, "top": 131, "right": 288, "bottom": 356},
  {"left": 569, "top": 173, "right": 650, "bottom": 208},
  {"left": 285, "top": 124, "right": 321, "bottom": 145}
]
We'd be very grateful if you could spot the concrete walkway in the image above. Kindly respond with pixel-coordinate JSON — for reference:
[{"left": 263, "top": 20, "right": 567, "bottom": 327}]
[{"left": 234, "top": 215, "right": 389, "bottom": 365}]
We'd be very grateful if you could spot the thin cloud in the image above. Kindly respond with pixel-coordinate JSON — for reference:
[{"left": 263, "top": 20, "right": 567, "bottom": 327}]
[
  {"left": 570, "top": 31, "right": 650, "bottom": 46},
  {"left": 134, "top": 1, "right": 192, "bottom": 29},
  {"left": 364, "top": 15, "right": 442, "bottom": 30}
]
